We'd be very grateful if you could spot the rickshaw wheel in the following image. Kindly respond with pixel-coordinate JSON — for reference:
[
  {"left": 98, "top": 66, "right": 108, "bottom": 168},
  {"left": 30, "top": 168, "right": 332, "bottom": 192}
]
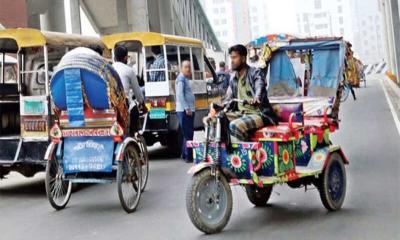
[
  {"left": 318, "top": 153, "right": 346, "bottom": 211},
  {"left": 340, "top": 84, "right": 350, "bottom": 102},
  {"left": 45, "top": 156, "right": 72, "bottom": 210},
  {"left": 245, "top": 185, "right": 273, "bottom": 207},
  {"left": 138, "top": 135, "right": 149, "bottom": 192},
  {"left": 117, "top": 143, "right": 142, "bottom": 213},
  {"left": 186, "top": 169, "right": 233, "bottom": 234}
]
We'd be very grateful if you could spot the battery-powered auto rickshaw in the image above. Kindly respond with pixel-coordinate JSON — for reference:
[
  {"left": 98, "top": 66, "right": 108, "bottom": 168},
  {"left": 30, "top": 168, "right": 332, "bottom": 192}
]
[
  {"left": 44, "top": 47, "right": 148, "bottom": 213},
  {"left": 102, "top": 32, "right": 223, "bottom": 156},
  {"left": 0, "top": 28, "right": 106, "bottom": 179},
  {"left": 186, "top": 37, "right": 349, "bottom": 234}
]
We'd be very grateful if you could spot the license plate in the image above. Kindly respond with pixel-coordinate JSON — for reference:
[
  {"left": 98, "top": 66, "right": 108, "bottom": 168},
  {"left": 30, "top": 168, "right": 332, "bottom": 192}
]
[
  {"left": 24, "top": 100, "right": 45, "bottom": 115},
  {"left": 149, "top": 108, "right": 166, "bottom": 119}
]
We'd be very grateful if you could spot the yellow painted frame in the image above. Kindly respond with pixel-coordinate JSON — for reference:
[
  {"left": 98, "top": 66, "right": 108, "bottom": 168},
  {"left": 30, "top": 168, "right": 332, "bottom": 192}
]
[{"left": 102, "top": 32, "right": 203, "bottom": 49}]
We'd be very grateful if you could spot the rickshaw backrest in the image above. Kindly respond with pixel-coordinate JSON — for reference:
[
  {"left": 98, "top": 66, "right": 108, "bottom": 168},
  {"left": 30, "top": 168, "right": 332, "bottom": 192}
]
[
  {"left": 51, "top": 68, "right": 111, "bottom": 111},
  {"left": 271, "top": 103, "right": 303, "bottom": 123},
  {"left": 50, "top": 48, "right": 129, "bottom": 129}
]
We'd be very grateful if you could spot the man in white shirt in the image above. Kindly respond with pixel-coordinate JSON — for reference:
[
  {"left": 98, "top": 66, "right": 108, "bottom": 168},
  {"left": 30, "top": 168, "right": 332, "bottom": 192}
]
[{"left": 112, "top": 45, "right": 145, "bottom": 134}]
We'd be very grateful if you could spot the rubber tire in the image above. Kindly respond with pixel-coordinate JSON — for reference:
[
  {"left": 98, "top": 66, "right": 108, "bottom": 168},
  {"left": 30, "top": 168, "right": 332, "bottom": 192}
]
[
  {"left": 45, "top": 156, "right": 72, "bottom": 210},
  {"left": 245, "top": 185, "right": 273, "bottom": 207},
  {"left": 167, "top": 129, "right": 183, "bottom": 158},
  {"left": 117, "top": 144, "right": 142, "bottom": 213},
  {"left": 186, "top": 169, "right": 233, "bottom": 234},
  {"left": 318, "top": 153, "right": 346, "bottom": 211},
  {"left": 138, "top": 135, "right": 149, "bottom": 192},
  {"left": 340, "top": 85, "right": 350, "bottom": 102}
]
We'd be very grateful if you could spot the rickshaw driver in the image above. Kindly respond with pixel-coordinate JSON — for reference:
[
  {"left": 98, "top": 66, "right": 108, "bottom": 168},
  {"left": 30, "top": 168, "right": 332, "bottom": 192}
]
[
  {"left": 225, "top": 44, "right": 277, "bottom": 141},
  {"left": 113, "top": 45, "right": 145, "bottom": 134}
]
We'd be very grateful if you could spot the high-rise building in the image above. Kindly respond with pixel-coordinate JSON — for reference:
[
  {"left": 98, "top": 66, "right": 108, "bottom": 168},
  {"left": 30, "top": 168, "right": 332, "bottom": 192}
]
[
  {"left": 248, "top": 0, "right": 269, "bottom": 39},
  {"left": 294, "top": 0, "right": 383, "bottom": 64},
  {"left": 350, "top": 0, "right": 384, "bottom": 64},
  {"left": 200, "top": 0, "right": 255, "bottom": 46},
  {"left": 295, "top": 0, "right": 352, "bottom": 39}
]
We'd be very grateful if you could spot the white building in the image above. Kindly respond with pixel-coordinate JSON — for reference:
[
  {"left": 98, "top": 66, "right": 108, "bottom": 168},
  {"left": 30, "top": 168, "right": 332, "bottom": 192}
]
[
  {"left": 350, "top": 0, "right": 384, "bottom": 64},
  {"left": 295, "top": 0, "right": 353, "bottom": 40},
  {"left": 200, "top": 0, "right": 257, "bottom": 46},
  {"left": 248, "top": 0, "right": 269, "bottom": 39}
]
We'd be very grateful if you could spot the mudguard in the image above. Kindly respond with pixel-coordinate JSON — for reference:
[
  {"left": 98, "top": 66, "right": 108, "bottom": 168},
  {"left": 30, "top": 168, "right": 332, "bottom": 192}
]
[
  {"left": 44, "top": 142, "right": 58, "bottom": 161},
  {"left": 115, "top": 137, "right": 141, "bottom": 161},
  {"left": 307, "top": 145, "right": 348, "bottom": 172},
  {"left": 187, "top": 162, "right": 213, "bottom": 175}
]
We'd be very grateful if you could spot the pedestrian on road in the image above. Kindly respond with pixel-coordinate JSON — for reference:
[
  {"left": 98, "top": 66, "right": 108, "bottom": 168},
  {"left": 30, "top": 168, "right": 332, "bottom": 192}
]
[{"left": 176, "top": 60, "right": 196, "bottom": 162}]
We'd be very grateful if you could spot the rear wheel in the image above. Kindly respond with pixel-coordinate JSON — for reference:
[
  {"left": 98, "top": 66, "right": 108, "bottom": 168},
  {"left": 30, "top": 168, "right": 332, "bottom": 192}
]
[
  {"left": 117, "top": 143, "right": 142, "bottom": 213},
  {"left": 318, "top": 153, "right": 346, "bottom": 211},
  {"left": 186, "top": 169, "right": 232, "bottom": 234},
  {"left": 45, "top": 155, "right": 72, "bottom": 210},
  {"left": 245, "top": 185, "right": 273, "bottom": 207},
  {"left": 138, "top": 135, "right": 149, "bottom": 192}
]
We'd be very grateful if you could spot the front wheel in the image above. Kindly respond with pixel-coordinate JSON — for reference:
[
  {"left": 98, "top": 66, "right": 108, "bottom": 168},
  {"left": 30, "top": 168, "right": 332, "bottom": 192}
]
[
  {"left": 245, "top": 185, "right": 273, "bottom": 207},
  {"left": 186, "top": 169, "right": 233, "bottom": 234},
  {"left": 45, "top": 156, "right": 72, "bottom": 210},
  {"left": 317, "top": 153, "right": 347, "bottom": 211},
  {"left": 117, "top": 144, "right": 142, "bottom": 213}
]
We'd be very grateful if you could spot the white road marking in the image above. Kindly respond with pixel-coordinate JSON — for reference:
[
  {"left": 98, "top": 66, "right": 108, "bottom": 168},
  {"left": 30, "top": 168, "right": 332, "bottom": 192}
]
[{"left": 381, "top": 79, "right": 400, "bottom": 136}]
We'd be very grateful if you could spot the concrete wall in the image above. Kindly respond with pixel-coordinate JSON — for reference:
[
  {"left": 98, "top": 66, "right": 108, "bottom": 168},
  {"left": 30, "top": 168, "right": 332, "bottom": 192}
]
[{"left": 0, "top": 0, "right": 27, "bottom": 28}]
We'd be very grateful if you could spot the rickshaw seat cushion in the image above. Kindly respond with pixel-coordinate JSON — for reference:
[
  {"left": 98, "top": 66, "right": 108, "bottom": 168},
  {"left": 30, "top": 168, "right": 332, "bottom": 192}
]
[
  {"left": 252, "top": 122, "right": 302, "bottom": 140},
  {"left": 51, "top": 68, "right": 110, "bottom": 110}
]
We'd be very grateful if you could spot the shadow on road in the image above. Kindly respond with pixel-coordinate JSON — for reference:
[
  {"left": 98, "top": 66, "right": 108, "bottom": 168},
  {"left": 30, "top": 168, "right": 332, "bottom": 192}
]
[
  {"left": 0, "top": 176, "right": 45, "bottom": 197},
  {"left": 198, "top": 204, "right": 360, "bottom": 238},
  {"left": 147, "top": 145, "right": 179, "bottom": 161}
]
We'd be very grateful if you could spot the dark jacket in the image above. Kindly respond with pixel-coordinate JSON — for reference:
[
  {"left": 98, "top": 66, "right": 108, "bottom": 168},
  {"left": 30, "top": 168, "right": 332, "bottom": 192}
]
[{"left": 225, "top": 65, "right": 278, "bottom": 124}]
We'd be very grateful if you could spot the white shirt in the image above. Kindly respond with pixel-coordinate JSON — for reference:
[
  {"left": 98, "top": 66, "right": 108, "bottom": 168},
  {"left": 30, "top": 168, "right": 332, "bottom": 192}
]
[{"left": 113, "top": 61, "right": 144, "bottom": 104}]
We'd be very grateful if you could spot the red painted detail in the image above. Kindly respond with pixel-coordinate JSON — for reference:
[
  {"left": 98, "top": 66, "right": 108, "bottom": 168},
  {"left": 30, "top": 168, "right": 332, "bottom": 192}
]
[{"left": 230, "top": 179, "right": 240, "bottom": 184}]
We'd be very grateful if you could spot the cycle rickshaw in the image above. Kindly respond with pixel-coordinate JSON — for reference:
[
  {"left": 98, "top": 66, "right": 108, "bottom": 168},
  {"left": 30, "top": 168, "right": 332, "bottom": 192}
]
[
  {"left": 44, "top": 48, "right": 148, "bottom": 213},
  {"left": 0, "top": 28, "right": 107, "bottom": 179},
  {"left": 186, "top": 37, "right": 349, "bottom": 233}
]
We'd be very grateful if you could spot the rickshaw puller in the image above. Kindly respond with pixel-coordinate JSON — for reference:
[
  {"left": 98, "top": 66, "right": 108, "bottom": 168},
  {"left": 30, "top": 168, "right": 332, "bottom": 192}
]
[{"left": 225, "top": 44, "right": 278, "bottom": 141}]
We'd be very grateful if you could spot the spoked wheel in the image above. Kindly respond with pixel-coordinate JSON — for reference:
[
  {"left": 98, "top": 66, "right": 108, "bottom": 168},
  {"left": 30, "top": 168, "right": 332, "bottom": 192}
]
[
  {"left": 245, "top": 185, "right": 273, "bottom": 207},
  {"left": 340, "top": 84, "right": 350, "bottom": 102},
  {"left": 45, "top": 156, "right": 72, "bottom": 210},
  {"left": 117, "top": 143, "right": 142, "bottom": 213},
  {"left": 138, "top": 135, "right": 149, "bottom": 192},
  {"left": 318, "top": 153, "right": 346, "bottom": 211},
  {"left": 186, "top": 169, "right": 233, "bottom": 234}
]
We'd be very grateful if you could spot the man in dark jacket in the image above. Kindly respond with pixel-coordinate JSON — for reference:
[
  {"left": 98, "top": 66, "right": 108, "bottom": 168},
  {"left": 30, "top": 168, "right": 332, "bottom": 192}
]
[{"left": 225, "top": 44, "right": 277, "bottom": 141}]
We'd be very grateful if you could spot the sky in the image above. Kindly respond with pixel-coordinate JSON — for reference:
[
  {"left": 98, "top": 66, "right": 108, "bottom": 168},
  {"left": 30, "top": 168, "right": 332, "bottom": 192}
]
[{"left": 264, "top": 0, "right": 297, "bottom": 34}]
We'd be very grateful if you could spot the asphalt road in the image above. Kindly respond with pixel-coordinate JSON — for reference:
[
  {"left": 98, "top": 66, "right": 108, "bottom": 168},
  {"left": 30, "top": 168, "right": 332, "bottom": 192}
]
[{"left": 1, "top": 76, "right": 400, "bottom": 240}]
